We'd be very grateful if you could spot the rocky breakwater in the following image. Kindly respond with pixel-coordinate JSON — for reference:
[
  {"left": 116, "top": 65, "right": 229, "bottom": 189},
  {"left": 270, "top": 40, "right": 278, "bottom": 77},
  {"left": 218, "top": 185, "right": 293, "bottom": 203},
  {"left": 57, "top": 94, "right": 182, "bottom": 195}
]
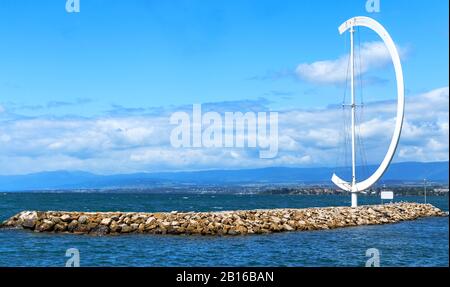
[{"left": 1, "top": 203, "right": 446, "bottom": 236}]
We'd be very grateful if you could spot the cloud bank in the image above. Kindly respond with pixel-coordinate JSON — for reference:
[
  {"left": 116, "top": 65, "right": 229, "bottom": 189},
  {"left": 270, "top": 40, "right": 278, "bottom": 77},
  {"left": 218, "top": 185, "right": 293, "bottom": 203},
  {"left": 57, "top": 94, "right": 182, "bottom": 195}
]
[
  {"left": 295, "top": 41, "right": 405, "bottom": 85},
  {"left": 0, "top": 87, "right": 448, "bottom": 175}
]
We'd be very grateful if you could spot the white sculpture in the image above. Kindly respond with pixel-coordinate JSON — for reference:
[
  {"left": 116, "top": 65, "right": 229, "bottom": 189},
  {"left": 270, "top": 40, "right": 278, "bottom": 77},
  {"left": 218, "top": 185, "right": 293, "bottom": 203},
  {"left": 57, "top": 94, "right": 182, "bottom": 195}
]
[{"left": 331, "top": 17, "right": 405, "bottom": 207}]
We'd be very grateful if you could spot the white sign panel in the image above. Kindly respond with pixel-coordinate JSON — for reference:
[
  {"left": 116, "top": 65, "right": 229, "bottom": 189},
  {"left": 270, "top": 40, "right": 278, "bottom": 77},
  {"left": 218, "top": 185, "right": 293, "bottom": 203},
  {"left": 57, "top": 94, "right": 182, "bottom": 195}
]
[{"left": 381, "top": 191, "right": 394, "bottom": 200}]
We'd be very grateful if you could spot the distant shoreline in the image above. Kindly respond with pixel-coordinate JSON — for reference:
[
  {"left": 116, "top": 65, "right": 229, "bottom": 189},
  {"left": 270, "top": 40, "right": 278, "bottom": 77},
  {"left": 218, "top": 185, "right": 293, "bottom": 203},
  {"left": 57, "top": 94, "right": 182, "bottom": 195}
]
[
  {"left": 1, "top": 161, "right": 448, "bottom": 192},
  {"left": 1, "top": 185, "right": 448, "bottom": 196}
]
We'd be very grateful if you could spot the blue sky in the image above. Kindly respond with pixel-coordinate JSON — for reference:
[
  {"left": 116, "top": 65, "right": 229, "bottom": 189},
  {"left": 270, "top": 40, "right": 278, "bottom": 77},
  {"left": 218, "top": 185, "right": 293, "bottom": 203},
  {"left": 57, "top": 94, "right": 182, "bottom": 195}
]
[{"left": 0, "top": 0, "right": 448, "bottom": 175}]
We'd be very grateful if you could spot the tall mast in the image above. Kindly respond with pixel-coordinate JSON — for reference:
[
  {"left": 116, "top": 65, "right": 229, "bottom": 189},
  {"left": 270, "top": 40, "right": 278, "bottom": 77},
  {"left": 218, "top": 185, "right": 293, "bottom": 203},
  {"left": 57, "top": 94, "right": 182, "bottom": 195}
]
[
  {"left": 332, "top": 17, "right": 405, "bottom": 208},
  {"left": 350, "top": 27, "right": 358, "bottom": 207}
]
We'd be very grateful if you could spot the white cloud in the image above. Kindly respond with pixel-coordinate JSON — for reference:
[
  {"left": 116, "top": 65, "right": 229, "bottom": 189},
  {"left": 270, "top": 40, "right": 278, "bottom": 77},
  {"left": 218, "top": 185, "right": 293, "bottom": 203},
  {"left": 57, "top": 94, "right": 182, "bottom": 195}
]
[
  {"left": 295, "top": 41, "right": 405, "bottom": 85},
  {"left": 0, "top": 87, "right": 447, "bottom": 174}
]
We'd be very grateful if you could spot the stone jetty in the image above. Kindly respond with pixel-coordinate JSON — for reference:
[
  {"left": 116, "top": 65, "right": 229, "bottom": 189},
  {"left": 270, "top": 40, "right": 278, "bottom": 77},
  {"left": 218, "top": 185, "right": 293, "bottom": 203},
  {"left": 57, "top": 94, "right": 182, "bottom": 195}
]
[{"left": 1, "top": 203, "right": 446, "bottom": 236}]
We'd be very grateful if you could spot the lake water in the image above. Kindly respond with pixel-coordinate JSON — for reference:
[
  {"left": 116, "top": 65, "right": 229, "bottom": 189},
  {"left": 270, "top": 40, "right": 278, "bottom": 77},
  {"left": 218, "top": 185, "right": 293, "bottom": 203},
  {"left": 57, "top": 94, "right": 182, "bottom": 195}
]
[{"left": 0, "top": 193, "right": 448, "bottom": 266}]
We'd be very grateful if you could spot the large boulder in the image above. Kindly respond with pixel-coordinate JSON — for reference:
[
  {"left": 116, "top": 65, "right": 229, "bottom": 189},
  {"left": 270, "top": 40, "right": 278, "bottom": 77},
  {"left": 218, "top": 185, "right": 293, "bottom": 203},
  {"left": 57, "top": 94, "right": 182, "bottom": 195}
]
[
  {"left": 78, "top": 215, "right": 88, "bottom": 224},
  {"left": 19, "top": 211, "right": 39, "bottom": 229},
  {"left": 100, "top": 218, "right": 112, "bottom": 226},
  {"left": 60, "top": 214, "right": 72, "bottom": 222},
  {"left": 90, "top": 225, "right": 109, "bottom": 235},
  {"left": 36, "top": 219, "right": 55, "bottom": 232},
  {"left": 110, "top": 221, "right": 119, "bottom": 233},
  {"left": 67, "top": 220, "right": 79, "bottom": 232}
]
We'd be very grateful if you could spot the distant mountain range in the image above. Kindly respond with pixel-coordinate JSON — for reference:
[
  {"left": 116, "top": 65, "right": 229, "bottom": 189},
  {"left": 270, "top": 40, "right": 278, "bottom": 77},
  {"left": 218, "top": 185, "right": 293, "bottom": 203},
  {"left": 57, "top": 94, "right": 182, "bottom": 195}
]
[{"left": 0, "top": 161, "right": 447, "bottom": 191}]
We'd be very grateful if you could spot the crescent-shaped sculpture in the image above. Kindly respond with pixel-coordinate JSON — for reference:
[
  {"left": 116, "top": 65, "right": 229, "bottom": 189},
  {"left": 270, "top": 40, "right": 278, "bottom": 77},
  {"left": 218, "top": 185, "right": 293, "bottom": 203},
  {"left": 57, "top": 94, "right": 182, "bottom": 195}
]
[{"left": 331, "top": 17, "right": 405, "bottom": 205}]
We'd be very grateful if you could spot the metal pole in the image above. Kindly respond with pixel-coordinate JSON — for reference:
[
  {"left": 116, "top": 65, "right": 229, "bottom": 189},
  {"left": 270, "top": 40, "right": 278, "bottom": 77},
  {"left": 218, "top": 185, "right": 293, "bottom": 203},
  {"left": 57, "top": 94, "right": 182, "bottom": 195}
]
[
  {"left": 350, "top": 27, "right": 357, "bottom": 208},
  {"left": 424, "top": 178, "right": 427, "bottom": 204}
]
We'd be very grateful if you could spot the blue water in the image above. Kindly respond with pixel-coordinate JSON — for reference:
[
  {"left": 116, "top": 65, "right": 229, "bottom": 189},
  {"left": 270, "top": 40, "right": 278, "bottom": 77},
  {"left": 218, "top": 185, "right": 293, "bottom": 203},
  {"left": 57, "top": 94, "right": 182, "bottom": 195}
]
[{"left": 0, "top": 193, "right": 448, "bottom": 267}]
